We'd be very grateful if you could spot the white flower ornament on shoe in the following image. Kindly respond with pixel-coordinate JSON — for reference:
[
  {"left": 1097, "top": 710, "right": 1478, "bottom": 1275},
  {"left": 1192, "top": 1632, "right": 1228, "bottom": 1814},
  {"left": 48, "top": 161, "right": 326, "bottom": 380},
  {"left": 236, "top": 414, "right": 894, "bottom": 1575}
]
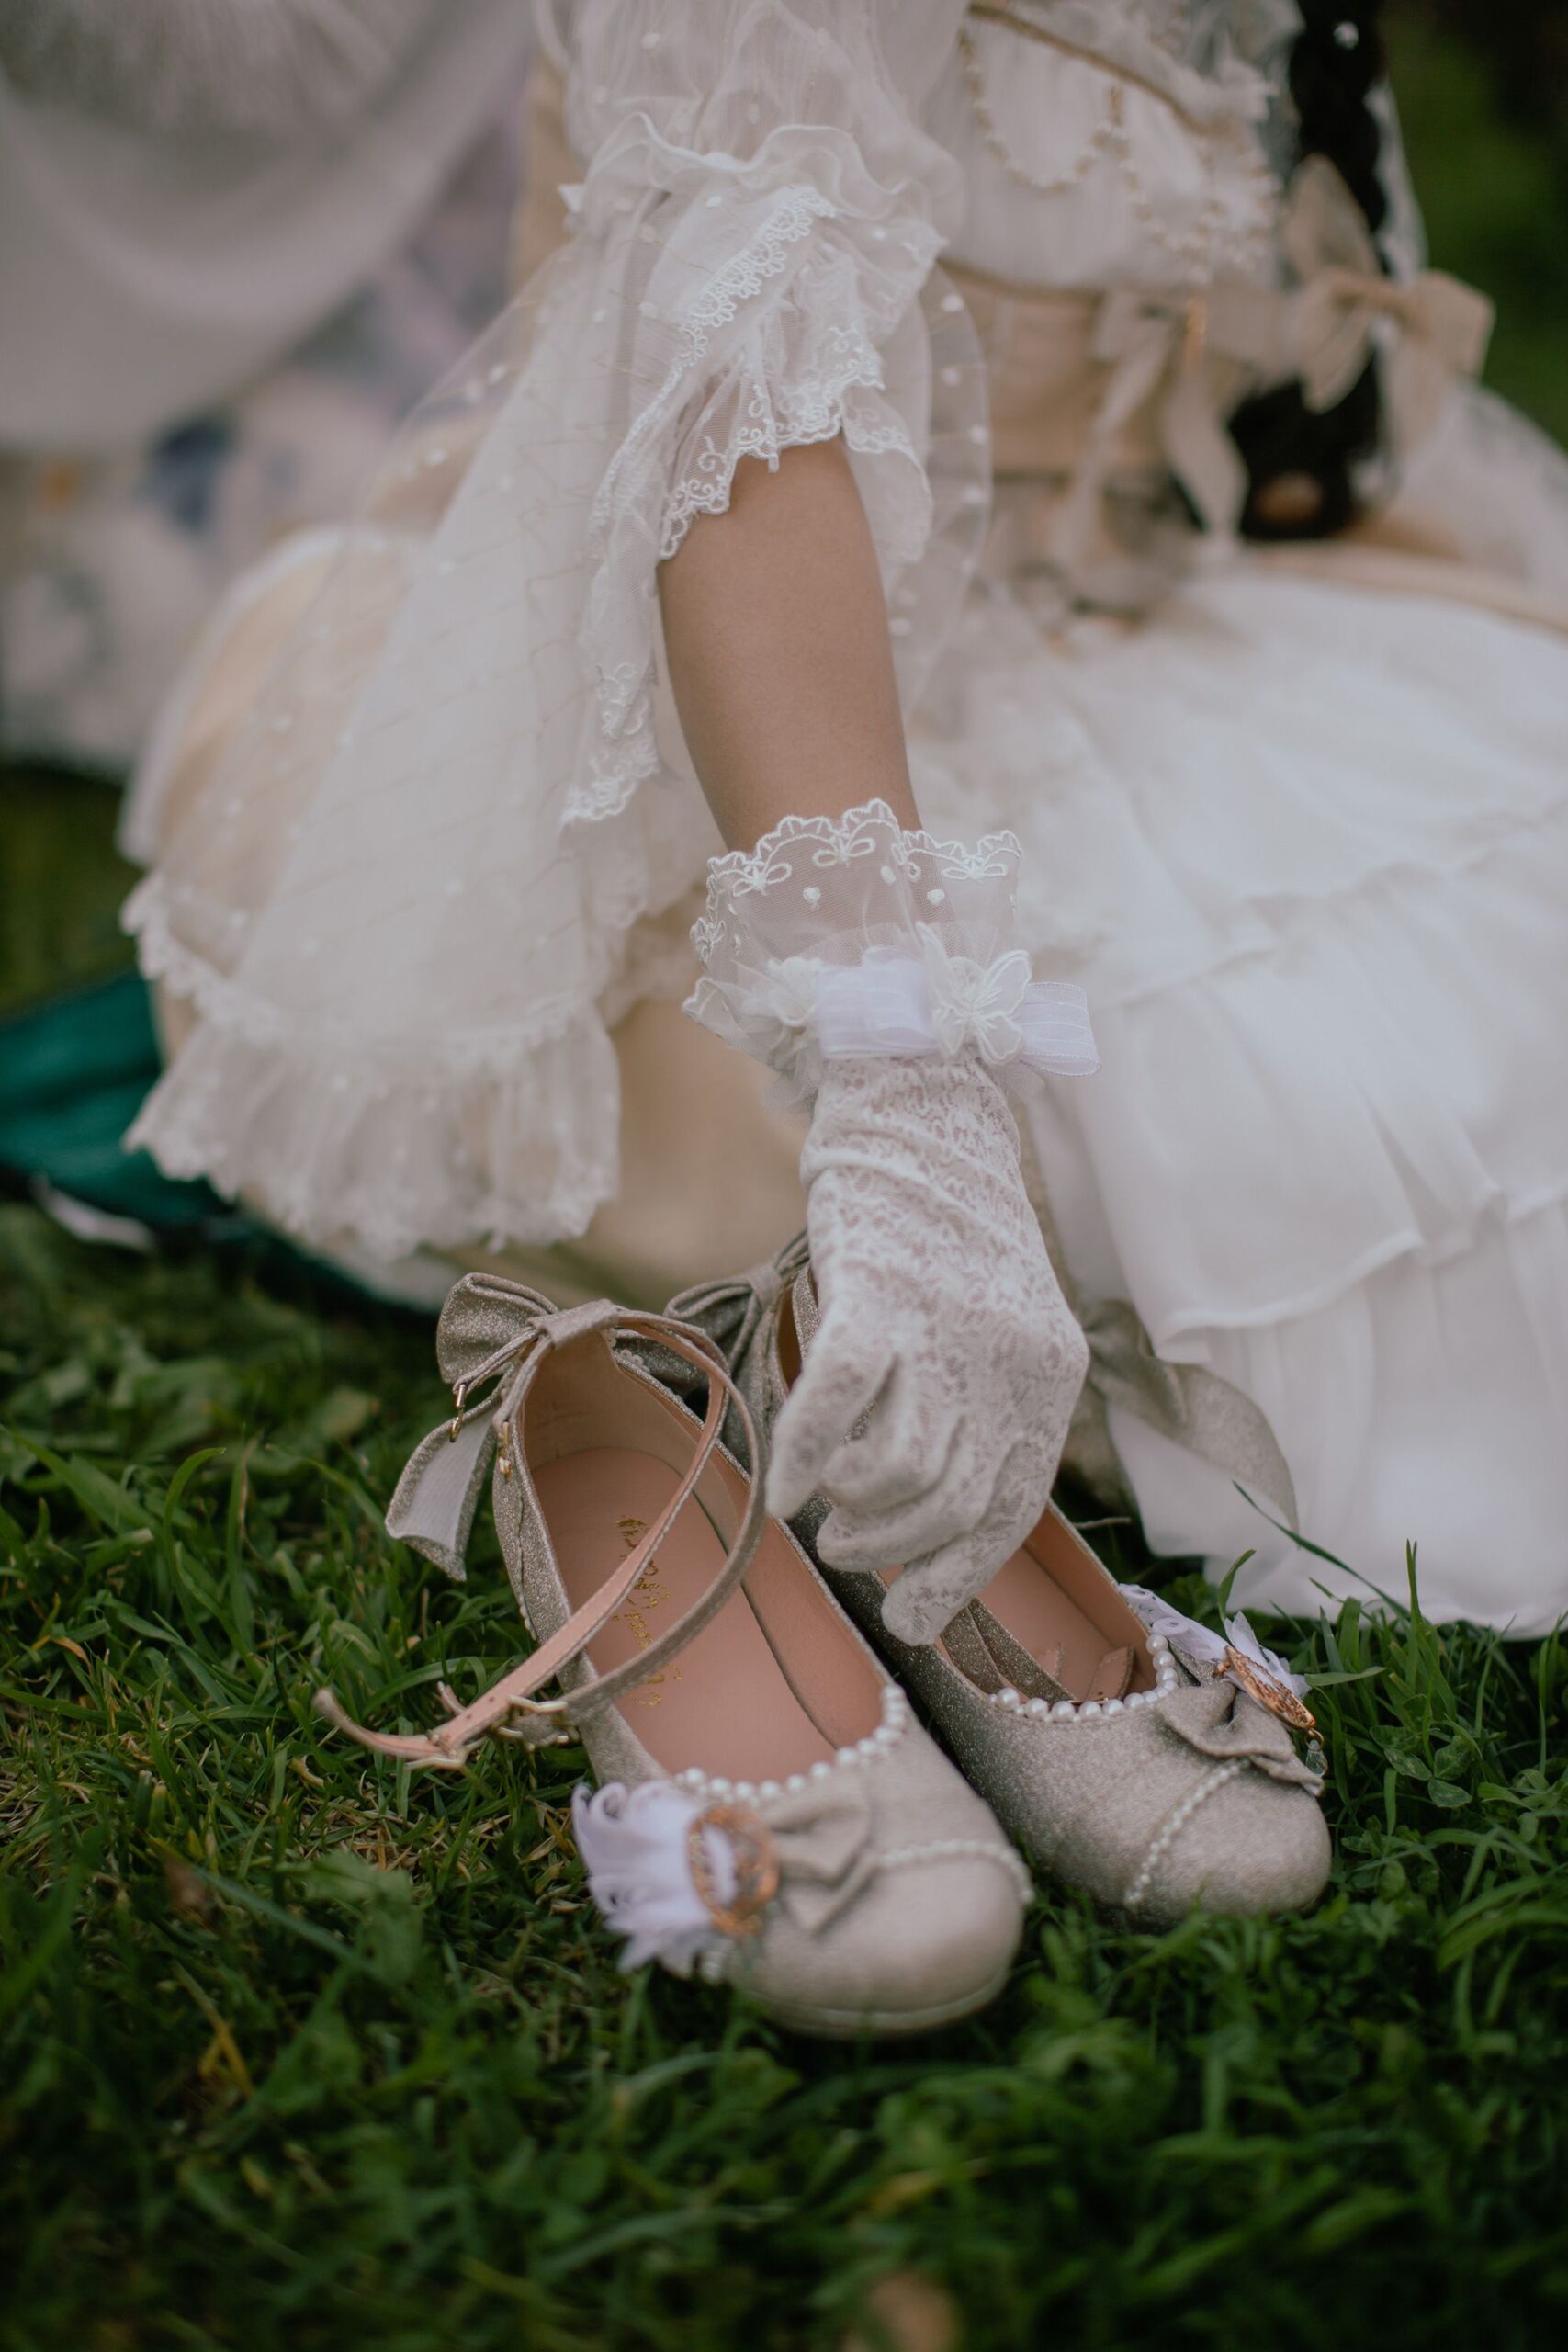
[
  {"left": 1121, "top": 1587, "right": 1325, "bottom": 1773},
  {"left": 572, "top": 1781, "right": 779, "bottom": 1976},
  {"left": 575, "top": 1757, "right": 896, "bottom": 1976}
]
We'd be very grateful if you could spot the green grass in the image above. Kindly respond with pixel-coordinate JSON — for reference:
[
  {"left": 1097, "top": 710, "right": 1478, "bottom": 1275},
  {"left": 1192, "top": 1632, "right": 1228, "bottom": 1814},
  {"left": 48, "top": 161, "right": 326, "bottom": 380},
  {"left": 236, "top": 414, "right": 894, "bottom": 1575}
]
[
  {"left": 3, "top": 1204, "right": 1567, "bottom": 2350},
  {"left": 6, "top": 14, "right": 1568, "bottom": 2345}
]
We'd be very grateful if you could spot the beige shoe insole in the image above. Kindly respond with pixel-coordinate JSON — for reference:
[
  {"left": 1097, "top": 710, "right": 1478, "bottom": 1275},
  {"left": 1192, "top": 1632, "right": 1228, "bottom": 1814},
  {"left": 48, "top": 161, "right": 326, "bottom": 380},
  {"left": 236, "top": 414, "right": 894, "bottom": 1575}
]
[
  {"left": 538, "top": 1450, "right": 838, "bottom": 1782},
  {"left": 879, "top": 1521, "right": 1152, "bottom": 1702},
  {"left": 968, "top": 1522, "right": 1146, "bottom": 1696}
]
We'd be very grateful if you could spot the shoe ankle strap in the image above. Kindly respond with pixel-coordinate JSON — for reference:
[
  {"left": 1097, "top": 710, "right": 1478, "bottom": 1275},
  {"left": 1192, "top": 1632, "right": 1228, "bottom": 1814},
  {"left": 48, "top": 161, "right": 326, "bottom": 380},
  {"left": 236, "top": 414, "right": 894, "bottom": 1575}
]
[{"left": 315, "top": 1285, "right": 768, "bottom": 1770}]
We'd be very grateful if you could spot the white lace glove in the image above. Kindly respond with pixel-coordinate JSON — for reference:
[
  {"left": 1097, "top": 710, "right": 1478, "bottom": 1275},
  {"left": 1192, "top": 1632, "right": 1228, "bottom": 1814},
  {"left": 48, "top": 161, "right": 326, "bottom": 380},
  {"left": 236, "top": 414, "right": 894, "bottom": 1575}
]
[
  {"left": 776, "top": 1050, "right": 1089, "bottom": 1640},
  {"left": 687, "top": 799, "right": 1097, "bottom": 1644}
]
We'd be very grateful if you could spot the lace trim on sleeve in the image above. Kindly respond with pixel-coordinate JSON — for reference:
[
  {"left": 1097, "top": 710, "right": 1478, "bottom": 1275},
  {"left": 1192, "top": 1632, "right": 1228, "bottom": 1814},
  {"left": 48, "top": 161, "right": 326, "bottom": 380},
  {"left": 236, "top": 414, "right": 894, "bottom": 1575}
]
[{"left": 564, "top": 112, "right": 972, "bottom": 842}]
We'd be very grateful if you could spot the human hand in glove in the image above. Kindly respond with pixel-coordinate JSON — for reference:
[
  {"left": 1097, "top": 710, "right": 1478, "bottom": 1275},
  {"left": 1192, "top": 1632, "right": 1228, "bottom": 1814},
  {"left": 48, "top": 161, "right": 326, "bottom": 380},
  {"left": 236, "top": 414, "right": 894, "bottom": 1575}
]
[{"left": 687, "top": 799, "right": 1097, "bottom": 1642}]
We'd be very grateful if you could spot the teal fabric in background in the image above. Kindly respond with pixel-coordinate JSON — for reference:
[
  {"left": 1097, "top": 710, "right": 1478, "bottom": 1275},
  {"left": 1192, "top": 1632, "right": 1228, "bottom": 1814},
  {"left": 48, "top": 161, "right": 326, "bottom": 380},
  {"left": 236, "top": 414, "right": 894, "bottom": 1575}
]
[
  {"left": 0, "top": 970, "right": 232, "bottom": 1233},
  {"left": 0, "top": 969, "right": 434, "bottom": 1311}
]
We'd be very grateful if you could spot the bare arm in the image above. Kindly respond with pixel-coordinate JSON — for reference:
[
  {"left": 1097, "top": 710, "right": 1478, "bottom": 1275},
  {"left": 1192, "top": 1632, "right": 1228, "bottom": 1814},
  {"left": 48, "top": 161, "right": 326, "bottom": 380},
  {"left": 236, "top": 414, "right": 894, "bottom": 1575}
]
[
  {"left": 658, "top": 436, "right": 919, "bottom": 853},
  {"left": 669, "top": 439, "right": 1083, "bottom": 1639}
]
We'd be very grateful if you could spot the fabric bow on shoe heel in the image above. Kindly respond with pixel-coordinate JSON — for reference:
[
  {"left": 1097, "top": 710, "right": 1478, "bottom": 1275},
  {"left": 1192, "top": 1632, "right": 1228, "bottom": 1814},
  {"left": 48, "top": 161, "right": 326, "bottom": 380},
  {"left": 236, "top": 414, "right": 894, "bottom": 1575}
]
[{"left": 314, "top": 1286, "right": 755, "bottom": 1770}]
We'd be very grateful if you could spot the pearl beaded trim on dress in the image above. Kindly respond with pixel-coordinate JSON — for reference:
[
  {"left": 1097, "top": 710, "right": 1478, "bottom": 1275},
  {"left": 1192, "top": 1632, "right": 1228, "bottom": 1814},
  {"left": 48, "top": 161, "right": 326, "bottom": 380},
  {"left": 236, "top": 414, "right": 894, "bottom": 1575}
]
[{"left": 954, "top": 4, "right": 1278, "bottom": 286}]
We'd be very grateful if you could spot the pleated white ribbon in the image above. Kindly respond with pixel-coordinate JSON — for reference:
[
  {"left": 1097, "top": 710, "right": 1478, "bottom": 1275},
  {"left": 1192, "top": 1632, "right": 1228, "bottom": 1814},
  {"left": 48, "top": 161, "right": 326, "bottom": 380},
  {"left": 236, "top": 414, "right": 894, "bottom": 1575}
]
[{"left": 816, "top": 946, "right": 1099, "bottom": 1079}]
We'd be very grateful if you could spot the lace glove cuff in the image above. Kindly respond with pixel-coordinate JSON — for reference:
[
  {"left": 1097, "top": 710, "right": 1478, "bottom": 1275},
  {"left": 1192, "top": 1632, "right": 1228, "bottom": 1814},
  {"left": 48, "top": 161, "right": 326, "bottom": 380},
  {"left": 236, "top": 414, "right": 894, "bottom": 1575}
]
[{"left": 685, "top": 798, "right": 1098, "bottom": 1095}]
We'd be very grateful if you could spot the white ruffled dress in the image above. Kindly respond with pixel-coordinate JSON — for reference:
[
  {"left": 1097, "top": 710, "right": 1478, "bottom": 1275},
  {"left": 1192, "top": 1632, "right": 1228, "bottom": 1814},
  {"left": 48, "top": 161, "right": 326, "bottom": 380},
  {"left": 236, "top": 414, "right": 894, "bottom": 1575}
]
[{"left": 125, "top": 1, "right": 1568, "bottom": 1633}]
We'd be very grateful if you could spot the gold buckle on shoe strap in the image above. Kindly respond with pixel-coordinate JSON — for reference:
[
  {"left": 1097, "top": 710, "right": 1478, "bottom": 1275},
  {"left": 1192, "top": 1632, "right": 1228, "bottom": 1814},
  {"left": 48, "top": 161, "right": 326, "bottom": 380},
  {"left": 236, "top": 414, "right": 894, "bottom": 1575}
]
[
  {"left": 686, "top": 1804, "right": 780, "bottom": 1939},
  {"left": 1219, "top": 1647, "right": 1327, "bottom": 1781},
  {"left": 1219, "top": 1645, "right": 1317, "bottom": 1736},
  {"left": 436, "top": 1681, "right": 574, "bottom": 1751},
  {"left": 313, "top": 1682, "right": 578, "bottom": 1768}
]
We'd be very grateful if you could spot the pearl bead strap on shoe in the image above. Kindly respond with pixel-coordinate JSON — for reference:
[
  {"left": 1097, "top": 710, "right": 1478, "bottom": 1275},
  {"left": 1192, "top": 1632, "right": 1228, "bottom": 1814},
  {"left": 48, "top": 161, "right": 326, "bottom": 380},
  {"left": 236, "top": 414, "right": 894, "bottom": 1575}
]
[
  {"left": 669, "top": 1685, "right": 908, "bottom": 1804},
  {"left": 1121, "top": 1759, "right": 1247, "bottom": 1915},
  {"left": 878, "top": 1837, "right": 1034, "bottom": 1905},
  {"left": 987, "top": 1633, "right": 1180, "bottom": 1722}
]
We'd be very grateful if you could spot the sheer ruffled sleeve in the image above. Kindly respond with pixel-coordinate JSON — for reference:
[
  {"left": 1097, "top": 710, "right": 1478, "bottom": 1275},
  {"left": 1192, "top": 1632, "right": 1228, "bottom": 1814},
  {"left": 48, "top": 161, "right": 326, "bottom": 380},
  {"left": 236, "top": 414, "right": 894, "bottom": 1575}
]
[
  {"left": 125, "top": 1, "right": 987, "bottom": 1261},
  {"left": 558, "top": 0, "right": 970, "bottom": 828}
]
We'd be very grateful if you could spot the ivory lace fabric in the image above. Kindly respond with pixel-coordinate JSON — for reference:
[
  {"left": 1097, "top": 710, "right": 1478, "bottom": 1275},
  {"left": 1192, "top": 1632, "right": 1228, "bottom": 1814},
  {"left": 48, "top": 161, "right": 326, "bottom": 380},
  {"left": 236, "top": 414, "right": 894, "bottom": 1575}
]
[
  {"left": 123, "top": 2, "right": 1568, "bottom": 1628},
  {"left": 125, "top": 0, "right": 1300, "bottom": 1256},
  {"left": 782, "top": 1040, "right": 1089, "bottom": 1645},
  {"left": 687, "top": 799, "right": 1092, "bottom": 1640}
]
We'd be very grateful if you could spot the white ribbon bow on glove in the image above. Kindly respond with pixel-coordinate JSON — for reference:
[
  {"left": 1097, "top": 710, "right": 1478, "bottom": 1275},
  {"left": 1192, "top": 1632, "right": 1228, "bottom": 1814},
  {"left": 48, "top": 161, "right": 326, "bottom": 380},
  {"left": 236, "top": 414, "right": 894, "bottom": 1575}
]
[
  {"left": 814, "top": 939, "right": 1099, "bottom": 1081},
  {"left": 921, "top": 928, "right": 1032, "bottom": 1062}
]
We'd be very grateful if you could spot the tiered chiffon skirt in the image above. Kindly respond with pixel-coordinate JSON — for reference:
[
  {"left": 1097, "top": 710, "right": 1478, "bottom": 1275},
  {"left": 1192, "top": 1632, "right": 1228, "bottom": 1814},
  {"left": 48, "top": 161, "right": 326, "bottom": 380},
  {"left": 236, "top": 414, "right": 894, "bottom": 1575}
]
[{"left": 910, "top": 560, "right": 1568, "bottom": 1628}]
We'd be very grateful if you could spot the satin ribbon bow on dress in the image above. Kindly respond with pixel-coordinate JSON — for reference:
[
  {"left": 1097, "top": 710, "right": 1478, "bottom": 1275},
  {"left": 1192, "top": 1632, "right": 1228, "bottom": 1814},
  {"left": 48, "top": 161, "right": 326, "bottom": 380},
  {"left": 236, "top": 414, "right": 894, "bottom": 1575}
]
[
  {"left": 1008, "top": 1135, "right": 1302, "bottom": 1528},
  {"left": 1277, "top": 154, "right": 1494, "bottom": 452},
  {"left": 1077, "top": 1296, "right": 1299, "bottom": 1527},
  {"left": 1047, "top": 154, "right": 1494, "bottom": 571}
]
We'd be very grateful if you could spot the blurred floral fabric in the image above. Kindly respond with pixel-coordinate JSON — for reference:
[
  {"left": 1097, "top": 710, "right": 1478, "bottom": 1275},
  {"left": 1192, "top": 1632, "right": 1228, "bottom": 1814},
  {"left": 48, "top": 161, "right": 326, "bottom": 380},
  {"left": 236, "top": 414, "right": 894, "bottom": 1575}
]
[{"left": 0, "top": 107, "right": 522, "bottom": 775}]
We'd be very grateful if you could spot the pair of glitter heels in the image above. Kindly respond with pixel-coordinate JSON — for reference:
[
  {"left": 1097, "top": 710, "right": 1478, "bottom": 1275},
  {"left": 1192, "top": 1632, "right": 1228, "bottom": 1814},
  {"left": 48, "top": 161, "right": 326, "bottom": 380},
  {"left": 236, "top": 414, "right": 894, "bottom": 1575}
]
[{"left": 316, "top": 1256, "right": 1329, "bottom": 2038}]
